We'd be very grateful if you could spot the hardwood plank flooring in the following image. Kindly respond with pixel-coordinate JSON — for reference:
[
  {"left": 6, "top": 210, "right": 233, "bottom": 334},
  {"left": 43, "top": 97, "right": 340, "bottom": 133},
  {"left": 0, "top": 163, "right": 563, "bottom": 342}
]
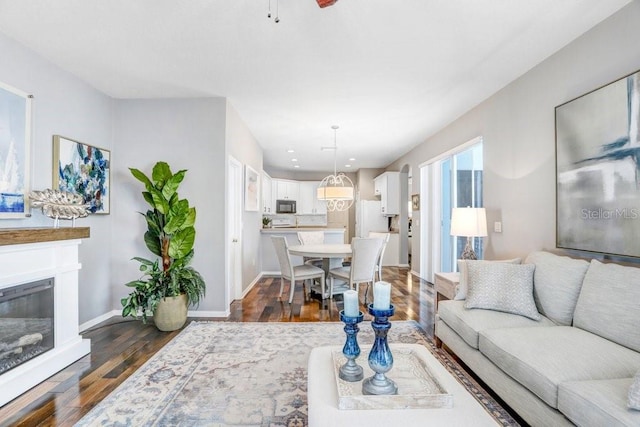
[{"left": 0, "top": 268, "right": 433, "bottom": 426}]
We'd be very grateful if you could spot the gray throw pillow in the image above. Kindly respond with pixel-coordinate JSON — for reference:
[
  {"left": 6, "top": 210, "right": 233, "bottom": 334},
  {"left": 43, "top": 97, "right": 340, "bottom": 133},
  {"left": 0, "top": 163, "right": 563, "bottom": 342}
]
[
  {"left": 629, "top": 371, "right": 640, "bottom": 410},
  {"left": 454, "top": 258, "right": 521, "bottom": 300},
  {"left": 464, "top": 262, "right": 540, "bottom": 321}
]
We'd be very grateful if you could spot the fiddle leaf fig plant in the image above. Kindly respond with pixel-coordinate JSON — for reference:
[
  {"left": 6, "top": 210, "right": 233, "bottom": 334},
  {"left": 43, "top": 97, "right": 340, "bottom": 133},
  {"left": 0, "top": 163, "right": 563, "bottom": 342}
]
[{"left": 121, "top": 161, "right": 205, "bottom": 323}]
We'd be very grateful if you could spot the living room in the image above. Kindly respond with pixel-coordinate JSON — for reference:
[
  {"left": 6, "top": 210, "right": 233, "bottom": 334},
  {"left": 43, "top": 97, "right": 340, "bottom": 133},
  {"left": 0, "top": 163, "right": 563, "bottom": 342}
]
[{"left": 1, "top": 1, "right": 640, "bottom": 426}]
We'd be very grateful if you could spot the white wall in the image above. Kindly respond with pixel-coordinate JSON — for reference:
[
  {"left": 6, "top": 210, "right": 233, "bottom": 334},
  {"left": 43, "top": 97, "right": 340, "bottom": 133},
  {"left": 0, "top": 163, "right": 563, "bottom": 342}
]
[
  {"left": 226, "top": 101, "right": 263, "bottom": 293},
  {"left": 112, "top": 98, "right": 228, "bottom": 314},
  {"left": 387, "top": 1, "right": 640, "bottom": 274},
  {"left": 0, "top": 32, "right": 114, "bottom": 324}
]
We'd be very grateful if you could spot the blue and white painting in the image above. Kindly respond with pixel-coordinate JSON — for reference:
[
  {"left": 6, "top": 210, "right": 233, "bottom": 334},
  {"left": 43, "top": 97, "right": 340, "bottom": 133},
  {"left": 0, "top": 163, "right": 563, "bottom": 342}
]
[
  {"left": 0, "top": 82, "right": 30, "bottom": 218},
  {"left": 556, "top": 70, "right": 640, "bottom": 258},
  {"left": 54, "top": 136, "right": 110, "bottom": 214}
]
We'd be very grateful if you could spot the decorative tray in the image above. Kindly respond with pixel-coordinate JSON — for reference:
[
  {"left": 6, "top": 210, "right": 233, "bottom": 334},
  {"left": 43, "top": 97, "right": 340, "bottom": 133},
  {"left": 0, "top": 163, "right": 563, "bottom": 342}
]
[{"left": 331, "top": 347, "right": 453, "bottom": 410}]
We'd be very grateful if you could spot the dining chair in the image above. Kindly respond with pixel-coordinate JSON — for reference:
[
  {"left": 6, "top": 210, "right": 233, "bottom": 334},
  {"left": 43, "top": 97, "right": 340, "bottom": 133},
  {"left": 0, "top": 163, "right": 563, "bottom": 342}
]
[
  {"left": 271, "top": 236, "right": 326, "bottom": 303},
  {"left": 368, "top": 231, "right": 390, "bottom": 281},
  {"left": 297, "top": 231, "right": 325, "bottom": 266},
  {"left": 328, "top": 237, "right": 384, "bottom": 301}
]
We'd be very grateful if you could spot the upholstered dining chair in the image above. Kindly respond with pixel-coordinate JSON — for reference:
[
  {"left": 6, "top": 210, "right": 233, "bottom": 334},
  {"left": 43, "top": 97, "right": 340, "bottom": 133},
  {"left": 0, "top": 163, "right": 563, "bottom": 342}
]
[
  {"left": 368, "top": 231, "right": 390, "bottom": 281},
  {"left": 271, "top": 236, "right": 326, "bottom": 304},
  {"left": 297, "top": 231, "right": 325, "bottom": 266},
  {"left": 328, "top": 237, "right": 384, "bottom": 301}
]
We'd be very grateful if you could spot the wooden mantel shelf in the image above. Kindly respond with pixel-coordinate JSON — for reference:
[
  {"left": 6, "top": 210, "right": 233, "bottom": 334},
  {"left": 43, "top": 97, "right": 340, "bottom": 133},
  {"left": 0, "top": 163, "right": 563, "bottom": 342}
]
[{"left": 0, "top": 227, "right": 90, "bottom": 246}]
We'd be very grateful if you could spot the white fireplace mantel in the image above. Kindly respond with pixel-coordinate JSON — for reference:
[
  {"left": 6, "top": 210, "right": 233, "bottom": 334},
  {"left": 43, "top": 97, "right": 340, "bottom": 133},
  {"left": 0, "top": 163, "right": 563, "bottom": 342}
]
[{"left": 0, "top": 227, "right": 91, "bottom": 407}]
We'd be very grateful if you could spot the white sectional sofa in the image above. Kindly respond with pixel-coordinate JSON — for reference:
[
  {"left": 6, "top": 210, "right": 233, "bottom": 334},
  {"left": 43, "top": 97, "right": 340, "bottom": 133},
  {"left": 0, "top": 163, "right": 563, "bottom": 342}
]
[{"left": 435, "top": 251, "right": 640, "bottom": 426}]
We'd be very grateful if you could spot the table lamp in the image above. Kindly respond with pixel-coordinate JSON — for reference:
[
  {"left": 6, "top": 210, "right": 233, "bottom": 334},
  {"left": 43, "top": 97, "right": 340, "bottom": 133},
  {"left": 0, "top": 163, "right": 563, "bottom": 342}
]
[{"left": 450, "top": 207, "right": 487, "bottom": 260}]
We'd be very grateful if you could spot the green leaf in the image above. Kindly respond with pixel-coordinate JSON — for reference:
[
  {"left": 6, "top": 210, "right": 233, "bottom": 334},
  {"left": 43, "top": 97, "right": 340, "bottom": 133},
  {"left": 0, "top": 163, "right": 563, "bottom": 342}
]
[
  {"left": 130, "top": 168, "right": 153, "bottom": 189},
  {"left": 142, "top": 191, "right": 154, "bottom": 207},
  {"left": 162, "top": 170, "right": 186, "bottom": 201},
  {"left": 168, "top": 227, "right": 195, "bottom": 259},
  {"left": 144, "top": 231, "right": 162, "bottom": 257},
  {"left": 152, "top": 162, "right": 172, "bottom": 188},
  {"left": 149, "top": 188, "right": 170, "bottom": 214},
  {"left": 184, "top": 207, "right": 196, "bottom": 228}
]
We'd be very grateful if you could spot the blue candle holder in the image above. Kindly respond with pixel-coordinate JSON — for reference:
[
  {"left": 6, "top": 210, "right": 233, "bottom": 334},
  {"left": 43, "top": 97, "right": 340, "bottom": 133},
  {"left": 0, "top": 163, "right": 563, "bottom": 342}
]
[
  {"left": 339, "top": 310, "right": 364, "bottom": 382},
  {"left": 362, "top": 303, "right": 397, "bottom": 395}
]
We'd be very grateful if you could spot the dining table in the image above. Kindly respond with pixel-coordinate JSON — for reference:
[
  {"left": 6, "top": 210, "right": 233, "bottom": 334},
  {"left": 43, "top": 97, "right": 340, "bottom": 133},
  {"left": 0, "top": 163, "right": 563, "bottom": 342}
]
[{"left": 288, "top": 243, "right": 352, "bottom": 299}]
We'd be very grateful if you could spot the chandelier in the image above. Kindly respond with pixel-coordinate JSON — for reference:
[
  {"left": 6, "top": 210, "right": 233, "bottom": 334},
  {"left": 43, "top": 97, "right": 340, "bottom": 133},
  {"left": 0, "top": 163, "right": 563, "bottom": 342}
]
[{"left": 317, "top": 125, "right": 354, "bottom": 212}]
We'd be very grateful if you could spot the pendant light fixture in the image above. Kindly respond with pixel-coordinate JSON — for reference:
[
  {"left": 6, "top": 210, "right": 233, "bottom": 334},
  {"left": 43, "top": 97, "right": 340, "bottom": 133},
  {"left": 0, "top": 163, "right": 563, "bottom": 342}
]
[{"left": 317, "top": 125, "right": 355, "bottom": 212}]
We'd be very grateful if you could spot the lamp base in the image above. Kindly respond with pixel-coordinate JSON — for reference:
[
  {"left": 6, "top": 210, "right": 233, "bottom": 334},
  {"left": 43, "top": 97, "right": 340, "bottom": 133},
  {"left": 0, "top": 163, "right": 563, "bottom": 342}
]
[{"left": 461, "top": 237, "right": 477, "bottom": 260}]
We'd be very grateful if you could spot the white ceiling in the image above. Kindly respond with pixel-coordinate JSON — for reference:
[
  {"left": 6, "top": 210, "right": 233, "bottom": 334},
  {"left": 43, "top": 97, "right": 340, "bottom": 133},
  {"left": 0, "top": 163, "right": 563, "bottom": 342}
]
[{"left": 0, "top": 0, "right": 631, "bottom": 172}]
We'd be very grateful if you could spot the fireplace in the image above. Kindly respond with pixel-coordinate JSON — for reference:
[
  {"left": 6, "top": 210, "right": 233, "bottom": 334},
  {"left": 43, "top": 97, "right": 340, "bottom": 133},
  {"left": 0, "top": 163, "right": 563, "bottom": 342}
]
[
  {"left": 0, "top": 227, "right": 90, "bottom": 407},
  {"left": 0, "top": 278, "right": 54, "bottom": 376}
]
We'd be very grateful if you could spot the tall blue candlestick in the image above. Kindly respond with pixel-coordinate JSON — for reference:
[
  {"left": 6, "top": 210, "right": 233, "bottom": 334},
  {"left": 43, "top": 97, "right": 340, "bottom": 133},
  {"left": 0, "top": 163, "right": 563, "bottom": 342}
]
[{"left": 362, "top": 303, "right": 397, "bottom": 395}]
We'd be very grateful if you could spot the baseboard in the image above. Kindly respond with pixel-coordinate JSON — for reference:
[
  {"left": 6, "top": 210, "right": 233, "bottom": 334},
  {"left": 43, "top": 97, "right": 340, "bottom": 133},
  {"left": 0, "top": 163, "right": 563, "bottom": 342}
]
[
  {"left": 187, "top": 310, "right": 230, "bottom": 318},
  {"left": 398, "top": 264, "right": 410, "bottom": 268},
  {"left": 80, "top": 310, "right": 121, "bottom": 332},
  {"left": 409, "top": 269, "right": 421, "bottom": 278},
  {"left": 261, "top": 270, "right": 281, "bottom": 276},
  {"left": 240, "top": 273, "right": 263, "bottom": 299}
]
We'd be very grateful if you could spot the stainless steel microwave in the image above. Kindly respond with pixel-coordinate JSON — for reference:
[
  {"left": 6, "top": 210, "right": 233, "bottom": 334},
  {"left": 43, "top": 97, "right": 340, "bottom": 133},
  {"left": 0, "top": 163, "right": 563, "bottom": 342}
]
[{"left": 276, "top": 199, "right": 296, "bottom": 214}]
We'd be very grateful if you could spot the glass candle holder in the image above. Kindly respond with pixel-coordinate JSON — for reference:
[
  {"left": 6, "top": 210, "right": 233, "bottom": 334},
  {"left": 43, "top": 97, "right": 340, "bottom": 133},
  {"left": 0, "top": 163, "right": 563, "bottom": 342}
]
[
  {"left": 362, "top": 303, "right": 397, "bottom": 395},
  {"left": 339, "top": 310, "right": 364, "bottom": 382}
]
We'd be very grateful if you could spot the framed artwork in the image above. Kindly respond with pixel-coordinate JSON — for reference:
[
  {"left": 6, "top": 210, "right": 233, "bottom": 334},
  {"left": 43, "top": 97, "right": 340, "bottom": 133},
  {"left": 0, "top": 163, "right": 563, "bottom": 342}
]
[
  {"left": 53, "top": 135, "right": 110, "bottom": 214},
  {"left": 244, "top": 164, "right": 259, "bottom": 211},
  {"left": 556, "top": 69, "right": 640, "bottom": 258},
  {"left": 411, "top": 194, "right": 420, "bottom": 211},
  {"left": 0, "top": 81, "right": 32, "bottom": 218}
]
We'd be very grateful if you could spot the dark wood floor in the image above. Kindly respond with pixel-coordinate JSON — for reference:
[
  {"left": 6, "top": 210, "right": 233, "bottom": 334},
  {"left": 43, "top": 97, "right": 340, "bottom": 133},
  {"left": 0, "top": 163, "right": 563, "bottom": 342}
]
[{"left": 0, "top": 267, "right": 433, "bottom": 426}]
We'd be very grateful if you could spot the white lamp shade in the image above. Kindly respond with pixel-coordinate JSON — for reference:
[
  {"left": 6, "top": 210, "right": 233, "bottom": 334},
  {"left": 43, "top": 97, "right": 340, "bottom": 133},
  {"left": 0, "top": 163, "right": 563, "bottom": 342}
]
[
  {"left": 317, "top": 185, "right": 354, "bottom": 201},
  {"left": 450, "top": 207, "right": 487, "bottom": 237}
]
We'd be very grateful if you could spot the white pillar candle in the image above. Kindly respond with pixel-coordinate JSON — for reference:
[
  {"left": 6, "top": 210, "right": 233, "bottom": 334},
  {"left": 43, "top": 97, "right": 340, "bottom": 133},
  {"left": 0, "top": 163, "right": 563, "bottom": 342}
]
[
  {"left": 373, "top": 281, "right": 391, "bottom": 310},
  {"left": 343, "top": 290, "right": 359, "bottom": 317}
]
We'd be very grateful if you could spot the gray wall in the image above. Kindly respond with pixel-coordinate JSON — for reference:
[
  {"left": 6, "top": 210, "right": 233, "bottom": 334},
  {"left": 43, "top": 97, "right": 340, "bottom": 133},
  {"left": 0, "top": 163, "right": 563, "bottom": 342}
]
[
  {"left": 112, "top": 98, "right": 228, "bottom": 314},
  {"left": 0, "top": 32, "right": 114, "bottom": 324},
  {"left": 226, "top": 102, "right": 263, "bottom": 293},
  {"left": 387, "top": 1, "right": 640, "bottom": 275}
]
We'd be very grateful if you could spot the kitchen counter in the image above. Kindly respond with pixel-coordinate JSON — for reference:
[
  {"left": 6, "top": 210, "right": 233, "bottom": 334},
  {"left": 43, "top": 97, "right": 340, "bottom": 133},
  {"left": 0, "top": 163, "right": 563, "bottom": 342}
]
[{"left": 261, "top": 227, "right": 344, "bottom": 233}]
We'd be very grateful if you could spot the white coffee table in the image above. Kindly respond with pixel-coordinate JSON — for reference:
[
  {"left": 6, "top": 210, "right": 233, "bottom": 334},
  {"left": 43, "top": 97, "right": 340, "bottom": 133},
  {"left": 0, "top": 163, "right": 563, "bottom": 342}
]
[{"left": 307, "top": 344, "right": 500, "bottom": 426}]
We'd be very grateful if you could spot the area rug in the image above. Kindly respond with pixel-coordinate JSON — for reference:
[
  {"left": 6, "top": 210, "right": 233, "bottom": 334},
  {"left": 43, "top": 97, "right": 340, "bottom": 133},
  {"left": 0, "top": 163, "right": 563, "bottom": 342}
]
[{"left": 76, "top": 321, "right": 519, "bottom": 426}]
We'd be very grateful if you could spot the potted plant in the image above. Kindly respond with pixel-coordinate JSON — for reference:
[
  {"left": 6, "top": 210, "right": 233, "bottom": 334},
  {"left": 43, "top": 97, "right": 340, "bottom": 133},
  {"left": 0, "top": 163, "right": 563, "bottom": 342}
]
[
  {"left": 121, "top": 161, "right": 206, "bottom": 331},
  {"left": 262, "top": 216, "right": 272, "bottom": 228}
]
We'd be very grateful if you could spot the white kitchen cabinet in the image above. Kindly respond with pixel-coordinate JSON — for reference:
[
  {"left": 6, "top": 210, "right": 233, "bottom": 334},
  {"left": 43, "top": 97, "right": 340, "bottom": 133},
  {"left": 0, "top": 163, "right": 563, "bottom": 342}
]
[
  {"left": 261, "top": 172, "right": 273, "bottom": 214},
  {"left": 274, "top": 179, "right": 299, "bottom": 201},
  {"left": 374, "top": 172, "right": 400, "bottom": 215},
  {"left": 298, "top": 181, "right": 327, "bottom": 215}
]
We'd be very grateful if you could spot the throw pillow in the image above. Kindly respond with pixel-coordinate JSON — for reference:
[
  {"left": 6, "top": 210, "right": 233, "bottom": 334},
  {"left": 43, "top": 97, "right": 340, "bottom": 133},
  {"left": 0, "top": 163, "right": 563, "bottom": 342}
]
[
  {"left": 454, "top": 258, "right": 521, "bottom": 300},
  {"left": 629, "top": 371, "right": 640, "bottom": 410},
  {"left": 524, "top": 251, "right": 589, "bottom": 326},
  {"left": 464, "top": 261, "right": 541, "bottom": 320}
]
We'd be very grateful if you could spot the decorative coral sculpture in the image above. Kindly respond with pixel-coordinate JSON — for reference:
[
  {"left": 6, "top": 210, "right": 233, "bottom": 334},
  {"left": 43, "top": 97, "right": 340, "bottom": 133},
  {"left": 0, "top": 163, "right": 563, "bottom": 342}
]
[{"left": 29, "top": 189, "right": 90, "bottom": 227}]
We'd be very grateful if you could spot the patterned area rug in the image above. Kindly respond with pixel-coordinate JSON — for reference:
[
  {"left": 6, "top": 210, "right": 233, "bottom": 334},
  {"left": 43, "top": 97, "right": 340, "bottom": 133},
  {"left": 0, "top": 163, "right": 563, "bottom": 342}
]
[{"left": 76, "top": 321, "right": 520, "bottom": 426}]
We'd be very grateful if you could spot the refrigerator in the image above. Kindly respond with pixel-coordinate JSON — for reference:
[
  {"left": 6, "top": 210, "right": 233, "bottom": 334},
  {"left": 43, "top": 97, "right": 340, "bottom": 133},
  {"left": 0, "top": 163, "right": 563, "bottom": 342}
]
[{"left": 356, "top": 200, "right": 389, "bottom": 238}]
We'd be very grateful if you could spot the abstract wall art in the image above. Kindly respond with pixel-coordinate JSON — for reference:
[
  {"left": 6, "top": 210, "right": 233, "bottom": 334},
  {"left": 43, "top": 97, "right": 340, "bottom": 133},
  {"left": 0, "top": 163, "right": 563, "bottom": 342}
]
[
  {"left": 53, "top": 135, "right": 110, "bottom": 214},
  {"left": 556, "top": 70, "right": 640, "bottom": 258},
  {"left": 244, "top": 164, "right": 259, "bottom": 212},
  {"left": 0, "top": 81, "right": 32, "bottom": 218}
]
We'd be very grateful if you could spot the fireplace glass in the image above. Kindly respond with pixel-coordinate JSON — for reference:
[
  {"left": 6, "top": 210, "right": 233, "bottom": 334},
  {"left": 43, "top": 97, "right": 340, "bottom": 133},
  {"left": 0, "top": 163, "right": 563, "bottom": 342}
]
[{"left": 0, "top": 278, "right": 54, "bottom": 375}]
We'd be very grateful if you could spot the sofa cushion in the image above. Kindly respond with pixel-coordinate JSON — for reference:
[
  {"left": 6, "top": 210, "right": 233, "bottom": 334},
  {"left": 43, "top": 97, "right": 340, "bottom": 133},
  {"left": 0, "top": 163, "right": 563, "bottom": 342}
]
[
  {"left": 479, "top": 326, "right": 640, "bottom": 408},
  {"left": 454, "top": 258, "right": 521, "bottom": 300},
  {"left": 437, "top": 300, "right": 555, "bottom": 349},
  {"left": 558, "top": 378, "right": 640, "bottom": 426},
  {"left": 573, "top": 259, "right": 640, "bottom": 352},
  {"left": 630, "top": 371, "right": 640, "bottom": 410},
  {"left": 524, "top": 251, "right": 589, "bottom": 326},
  {"left": 464, "top": 262, "right": 540, "bottom": 320}
]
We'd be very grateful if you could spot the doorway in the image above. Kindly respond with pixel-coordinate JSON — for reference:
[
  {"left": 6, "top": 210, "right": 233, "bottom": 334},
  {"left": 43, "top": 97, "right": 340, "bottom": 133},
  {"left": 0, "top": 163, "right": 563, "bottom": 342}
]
[{"left": 227, "top": 156, "right": 243, "bottom": 306}]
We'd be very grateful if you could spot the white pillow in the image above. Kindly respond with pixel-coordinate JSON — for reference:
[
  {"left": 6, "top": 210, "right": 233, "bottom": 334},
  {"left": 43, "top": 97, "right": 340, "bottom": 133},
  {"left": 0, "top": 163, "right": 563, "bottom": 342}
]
[
  {"left": 454, "top": 258, "right": 521, "bottom": 300},
  {"left": 629, "top": 370, "right": 640, "bottom": 410},
  {"left": 464, "top": 261, "right": 541, "bottom": 321}
]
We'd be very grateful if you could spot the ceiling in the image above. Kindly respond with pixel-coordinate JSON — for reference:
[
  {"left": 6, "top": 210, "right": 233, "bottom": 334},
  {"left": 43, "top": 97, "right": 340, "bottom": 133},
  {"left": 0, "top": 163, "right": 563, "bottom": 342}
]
[{"left": 0, "top": 0, "right": 631, "bottom": 172}]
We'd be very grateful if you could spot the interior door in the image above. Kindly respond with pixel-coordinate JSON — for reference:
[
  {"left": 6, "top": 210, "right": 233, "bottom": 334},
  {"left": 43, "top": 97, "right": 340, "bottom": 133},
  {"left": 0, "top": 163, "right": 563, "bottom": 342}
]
[{"left": 227, "top": 156, "right": 243, "bottom": 305}]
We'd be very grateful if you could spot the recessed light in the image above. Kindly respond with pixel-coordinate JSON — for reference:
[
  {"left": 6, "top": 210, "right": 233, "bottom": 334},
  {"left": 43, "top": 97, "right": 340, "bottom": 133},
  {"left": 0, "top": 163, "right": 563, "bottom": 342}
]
[
  {"left": 294, "top": 165, "right": 300, "bottom": 168},
  {"left": 287, "top": 149, "right": 295, "bottom": 153},
  {"left": 345, "top": 164, "right": 352, "bottom": 168},
  {"left": 349, "top": 158, "right": 356, "bottom": 161},
  {"left": 291, "top": 158, "right": 298, "bottom": 162}
]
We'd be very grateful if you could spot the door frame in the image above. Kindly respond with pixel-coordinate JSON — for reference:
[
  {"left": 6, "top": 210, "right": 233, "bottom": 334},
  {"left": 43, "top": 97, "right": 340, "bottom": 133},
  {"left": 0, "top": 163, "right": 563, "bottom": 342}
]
[{"left": 226, "top": 156, "right": 243, "bottom": 308}]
